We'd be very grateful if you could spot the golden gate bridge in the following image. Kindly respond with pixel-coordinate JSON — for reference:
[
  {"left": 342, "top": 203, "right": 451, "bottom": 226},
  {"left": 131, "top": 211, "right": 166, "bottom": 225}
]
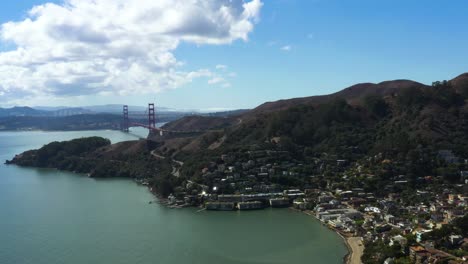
[
  {"left": 121, "top": 103, "right": 202, "bottom": 135},
  {"left": 121, "top": 103, "right": 160, "bottom": 132}
]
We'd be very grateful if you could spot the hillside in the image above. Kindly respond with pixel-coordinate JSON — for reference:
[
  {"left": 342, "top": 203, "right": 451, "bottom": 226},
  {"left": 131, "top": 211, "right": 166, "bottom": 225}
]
[
  {"left": 8, "top": 72, "right": 468, "bottom": 199},
  {"left": 154, "top": 73, "right": 468, "bottom": 182},
  {"left": 450, "top": 73, "right": 468, "bottom": 95},
  {"left": 159, "top": 73, "right": 467, "bottom": 150},
  {"left": 162, "top": 115, "right": 237, "bottom": 132},
  {"left": 6, "top": 137, "right": 173, "bottom": 182}
]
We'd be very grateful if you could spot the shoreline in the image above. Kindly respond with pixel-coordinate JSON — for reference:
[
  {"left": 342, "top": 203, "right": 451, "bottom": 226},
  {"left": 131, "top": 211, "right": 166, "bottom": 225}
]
[
  {"left": 7, "top": 161, "right": 361, "bottom": 263},
  {"left": 143, "top": 189, "right": 363, "bottom": 263},
  {"left": 344, "top": 236, "right": 364, "bottom": 264},
  {"left": 8, "top": 159, "right": 361, "bottom": 263},
  {"left": 298, "top": 209, "right": 363, "bottom": 264}
]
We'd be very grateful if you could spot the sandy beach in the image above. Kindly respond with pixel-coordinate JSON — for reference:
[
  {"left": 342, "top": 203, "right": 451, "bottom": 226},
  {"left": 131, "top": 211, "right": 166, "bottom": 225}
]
[
  {"left": 345, "top": 236, "right": 364, "bottom": 264},
  {"left": 298, "top": 209, "right": 364, "bottom": 264}
]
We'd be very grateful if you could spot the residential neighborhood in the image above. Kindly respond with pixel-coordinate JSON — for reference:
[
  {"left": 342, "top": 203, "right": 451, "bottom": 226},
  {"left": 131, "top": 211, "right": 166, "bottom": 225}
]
[{"left": 161, "top": 148, "right": 468, "bottom": 263}]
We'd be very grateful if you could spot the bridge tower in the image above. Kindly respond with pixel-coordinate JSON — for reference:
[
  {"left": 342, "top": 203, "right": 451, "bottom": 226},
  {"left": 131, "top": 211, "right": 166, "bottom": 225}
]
[
  {"left": 122, "top": 105, "right": 129, "bottom": 132},
  {"left": 148, "top": 103, "right": 156, "bottom": 129}
]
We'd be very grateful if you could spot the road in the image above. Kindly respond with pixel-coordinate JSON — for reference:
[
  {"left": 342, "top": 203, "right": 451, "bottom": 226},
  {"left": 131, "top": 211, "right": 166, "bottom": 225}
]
[{"left": 150, "top": 150, "right": 184, "bottom": 177}]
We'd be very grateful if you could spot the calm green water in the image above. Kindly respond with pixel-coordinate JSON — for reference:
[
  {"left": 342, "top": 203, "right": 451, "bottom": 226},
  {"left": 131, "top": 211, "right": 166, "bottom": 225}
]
[{"left": 0, "top": 129, "right": 347, "bottom": 264}]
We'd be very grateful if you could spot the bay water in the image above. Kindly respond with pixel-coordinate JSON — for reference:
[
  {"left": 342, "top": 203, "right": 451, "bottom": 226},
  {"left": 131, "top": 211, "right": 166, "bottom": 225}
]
[{"left": 0, "top": 129, "right": 347, "bottom": 264}]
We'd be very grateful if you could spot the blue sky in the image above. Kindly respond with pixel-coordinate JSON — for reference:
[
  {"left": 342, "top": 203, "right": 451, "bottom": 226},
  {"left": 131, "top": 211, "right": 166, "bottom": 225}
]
[{"left": 0, "top": 0, "right": 467, "bottom": 110}]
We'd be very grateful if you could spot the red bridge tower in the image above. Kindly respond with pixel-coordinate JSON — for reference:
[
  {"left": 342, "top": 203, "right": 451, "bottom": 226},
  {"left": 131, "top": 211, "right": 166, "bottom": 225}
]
[
  {"left": 148, "top": 103, "right": 156, "bottom": 129},
  {"left": 122, "top": 105, "right": 129, "bottom": 132}
]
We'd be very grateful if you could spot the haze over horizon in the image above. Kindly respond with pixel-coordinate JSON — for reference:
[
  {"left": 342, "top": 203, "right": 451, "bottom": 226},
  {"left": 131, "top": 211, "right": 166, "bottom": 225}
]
[{"left": 1, "top": 0, "right": 468, "bottom": 109}]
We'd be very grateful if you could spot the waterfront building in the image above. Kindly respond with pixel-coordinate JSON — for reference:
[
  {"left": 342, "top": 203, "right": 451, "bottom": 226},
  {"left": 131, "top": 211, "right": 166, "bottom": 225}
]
[{"left": 237, "top": 201, "right": 263, "bottom": 210}]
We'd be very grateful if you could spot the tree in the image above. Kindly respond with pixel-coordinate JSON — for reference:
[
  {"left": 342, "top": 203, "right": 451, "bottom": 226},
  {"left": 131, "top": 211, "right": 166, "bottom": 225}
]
[{"left": 364, "top": 95, "right": 389, "bottom": 117}]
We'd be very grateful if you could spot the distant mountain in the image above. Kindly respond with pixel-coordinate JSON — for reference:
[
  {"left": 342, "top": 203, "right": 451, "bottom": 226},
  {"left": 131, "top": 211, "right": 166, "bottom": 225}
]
[
  {"left": 0, "top": 114, "right": 140, "bottom": 131},
  {"left": 32, "top": 106, "right": 69, "bottom": 111},
  {"left": 3, "top": 106, "right": 93, "bottom": 117},
  {"left": 0, "top": 107, "right": 48, "bottom": 117},
  {"left": 49, "top": 108, "right": 94, "bottom": 116},
  {"left": 82, "top": 104, "right": 147, "bottom": 113},
  {"left": 0, "top": 103, "right": 248, "bottom": 131},
  {"left": 33, "top": 104, "right": 194, "bottom": 114}
]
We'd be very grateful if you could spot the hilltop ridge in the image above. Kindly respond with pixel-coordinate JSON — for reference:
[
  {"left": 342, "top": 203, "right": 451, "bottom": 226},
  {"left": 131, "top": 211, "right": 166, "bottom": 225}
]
[{"left": 251, "top": 79, "right": 427, "bottom": 114}]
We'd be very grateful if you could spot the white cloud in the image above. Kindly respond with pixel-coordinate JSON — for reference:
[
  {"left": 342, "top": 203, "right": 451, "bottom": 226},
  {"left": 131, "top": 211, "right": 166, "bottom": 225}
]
[
  {"left": 281, "top": 45, "right": 292, "bottom": 51},
  {"left": 215, "top": 64, "right": 228, "bottom": 70},
  {"left": 0, "top": 0, "right": 263, "bottom": 103},
  {"left": 208, "top": 76, "right": 225, "bottom": 85}
]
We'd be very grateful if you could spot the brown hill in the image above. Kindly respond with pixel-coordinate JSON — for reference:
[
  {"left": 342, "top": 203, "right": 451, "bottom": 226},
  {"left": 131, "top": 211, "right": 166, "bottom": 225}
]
[
  {"left": 451, "top": 73, "right": 468, "bottom": 94},
  {"left": 154, "top": 73, "right": 468, "bottom": 159},
  {"left": 161, "top": 115, "right": 237, "bottom": 132},
  {"left": 251, "top": 79, "right": 427, "bottom": 114}
]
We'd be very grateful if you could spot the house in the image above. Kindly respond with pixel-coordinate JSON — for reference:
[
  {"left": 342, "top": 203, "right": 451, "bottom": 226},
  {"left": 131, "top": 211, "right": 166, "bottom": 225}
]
[
  {"left": 217, "top": 164, "right": 226, "bottom": 172},
  {"left": 430, "top": 213, "right": 444, "bottom": 222},
  {"left": 430, "top": 203, "right": 439, "bottom": 212},
  {"left": 270, "top": 198, "right": 290, "bottom": 208},
  {"left": 444, "top": 208, "right": 465, "bottom": 222},
  {"left": 237, "top": 201, "right": 263, "bottom": 210},
  {"left": 317, "top": 212, "right": 341, "bottom": 222},
  {"left": 293, "top": 199, "right": 307, "bottom": 210},
  {"left": 449, "top": 235, "right": 463, "bottom": 246},
  {"left": 345, "top": 210, "right": 363, "bottom": 220},
  {"left": 364, "top": 207, "right": 381, "bottom": 214},
  {"left": 329, "top": 219, "right": 343, "bottom": 228},
  {"left": 339, "top": 190, "right": 353, "bottom": 198},
  {"left": 461, "top": 171, "right": 468, "bottom": 183},
  {"left": 285, "top": 189, "right": 305, "bottom": 199},
  {"left": 337, "top": 159, "right": 348, "bottom": 166},
  {"left": 389, "top": 235, "right": 407, "bottom": 248},
  {"left": 348, "top": 197, "right": 367, "bottom": 208},
  {"left": 383, "top": 258, "right": 394, "bottom": 264},
  {"left": 318, "top": 195, "right": 333, "bottom": 203},
  {"left": 415, "top": 229, "right": 432, "bottom": 243},
  {"left": 205, "top": 202, "right": 235, "bottom": 211},
  {"left": 425, "top": 248, "right": 455, "bottom": 263},
  {"left": 384, "top": 214, "right": 396, "bottom": 224},
  {"left": 409, "top": 246, "right": 430, "bottom": 264},
  {"left": 438, "top": 150, "right": 459, "bottom": 163},
  {"left": 448, "top": 194, "right": 459, "bottom": 204}
]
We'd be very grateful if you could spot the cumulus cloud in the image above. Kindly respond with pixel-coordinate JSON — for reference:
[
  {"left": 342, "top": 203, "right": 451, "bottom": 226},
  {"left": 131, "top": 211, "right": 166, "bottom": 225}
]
[{"left": 0, "top": 0, "right": 263, "bottom": 103}]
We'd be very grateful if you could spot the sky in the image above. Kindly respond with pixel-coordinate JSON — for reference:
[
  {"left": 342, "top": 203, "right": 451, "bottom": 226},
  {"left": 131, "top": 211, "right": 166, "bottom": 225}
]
[{"left": 0, "top": 0, "right": 467, "bottom": 110}]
